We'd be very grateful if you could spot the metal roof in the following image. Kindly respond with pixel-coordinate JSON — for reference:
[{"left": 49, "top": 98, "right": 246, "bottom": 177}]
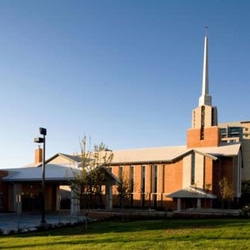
[
  {"left": 3, "top": 163, "right": 119, "bottom": 185},
  {"left": 109, "top": 143, "right": 241, "bottom": 164},
  {"left": 195, "top": 143, "right": 241, "bottom": 157},
  {"left": 110, "top": 145, "right": 190, "bottom": 164},
  {"left": 1, "top": 143, "right": 241, "bottom": 183},
  {"left": 3, "top": 164, "right": 78, "bottom": 182}
]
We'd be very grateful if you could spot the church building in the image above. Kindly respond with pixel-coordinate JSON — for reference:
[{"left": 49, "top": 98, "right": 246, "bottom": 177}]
[
  {"left": 0, "top": 31, "right": 244, "bottom": 213},
  {"left": 109, "top": 31, "right": 242, "bottom": 210}
]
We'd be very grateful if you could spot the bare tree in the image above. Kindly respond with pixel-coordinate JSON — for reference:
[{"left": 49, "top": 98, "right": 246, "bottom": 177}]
[
  {"left": 70, "top": 137, "right": 113, "bottom": 222},
  {"left": 204, "top": 183, "right": 212, "bottom": 209},
  {"left": 116, "top": 173, "right": 133, "bottom": 221}
]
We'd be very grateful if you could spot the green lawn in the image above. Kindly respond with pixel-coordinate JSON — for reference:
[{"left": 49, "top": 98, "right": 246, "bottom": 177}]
[{"left": 1, "top": 219, "right": 250, "bottom": 249}]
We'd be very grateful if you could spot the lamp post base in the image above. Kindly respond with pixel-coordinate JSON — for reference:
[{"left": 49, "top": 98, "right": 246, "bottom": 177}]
[{"left": 39, "top": 221, "right": 48, "bottom": 229}]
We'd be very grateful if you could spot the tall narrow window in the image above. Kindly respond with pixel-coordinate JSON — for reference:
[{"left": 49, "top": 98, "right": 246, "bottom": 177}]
[
  {"left": 141, "top": 165, "right": 146, "bottom": 207},
  {"left": 130, "top": 166, "right": 134, "bottom": 207},
  {"left": 200, "top": 105, "right": 205, "bottom": 140},
  {"left": 193, "top": 111, "right": 196, "bottom": 128},
  {"left": 162, "top": 164, "right": 165, "bottom": 193},
  {"left": 119, "top": 166, "right": 123, "bottom": 180},
  {"left": 141, "top": 165, "right": 146, "bottom": 193},
  {"left": 152, "top": 165, "right": 158, "bottom": 193},
  {"left": 191, "top": 153, "right": 195, "bottom": 185},
  {"left": 212, "top": 108, "right": 215, "bottom": 125},
  {"left": 151, "top": 165, "right": 158, "bottom": 209},
  {"left": 130, "top": 166, "right": 134, "bottom": 192}
]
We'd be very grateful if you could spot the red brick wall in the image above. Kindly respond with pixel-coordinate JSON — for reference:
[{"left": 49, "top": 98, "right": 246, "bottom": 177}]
[
  {"left": 35, "top": 147, "right": 42, "bottom": 163},
  {"left": 165, "top": 160, "right": 183, "bottom": 193},
  {"left": 110, "top": 155, "right": 235, "bottom": 209},
  {"left": 187, "top": 126, "right": 220, "bottom": 148},
  {"left": 204, "top": 157, "right": 213, "bottom": 190},
  {"left": 111, "top": 160, "right": 183, "bottom": 209}
]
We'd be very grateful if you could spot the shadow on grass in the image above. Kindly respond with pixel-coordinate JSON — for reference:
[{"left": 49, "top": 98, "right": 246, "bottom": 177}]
[{"left": 9, "top": 218, "right": 250, "bottom": 238}]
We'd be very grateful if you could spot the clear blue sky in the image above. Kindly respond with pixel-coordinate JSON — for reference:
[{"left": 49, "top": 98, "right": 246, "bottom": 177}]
[{"left": 1, "top": 0, "right": 250, "bottom": 168}]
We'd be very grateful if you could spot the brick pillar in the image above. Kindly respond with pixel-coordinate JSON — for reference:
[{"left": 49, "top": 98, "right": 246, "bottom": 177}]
[{"left": 35, "top": 147, "right": 42, "bottom": 163}]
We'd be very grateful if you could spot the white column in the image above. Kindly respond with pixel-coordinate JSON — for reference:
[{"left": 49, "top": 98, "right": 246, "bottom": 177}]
[
  {"left": 197, "top": 198, "right": 201, "bottom": 208},
  {"left": 13, "top": 184, "right": 22, "bottom": 213},
  {"left": 56, "top": 185, "right": 61, "bottom": 211},
  {"left": 70, "top": 187, "right": 80, "bottom": 216},
  {"left": 105, "top": 184, "right": 113, "bottom": 210},
  {"left": 177, "top": 198, "right": 181, "bottom": 211}
]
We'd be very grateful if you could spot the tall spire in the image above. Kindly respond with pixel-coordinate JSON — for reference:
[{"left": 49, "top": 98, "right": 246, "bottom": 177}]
[{"left": 199, "top": 26, "right": 212, "bottom": 106}]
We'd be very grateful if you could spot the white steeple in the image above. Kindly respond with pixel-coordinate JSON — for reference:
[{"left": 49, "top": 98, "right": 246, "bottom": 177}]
[{"left": 199, "top": 27, "right": 212, "bottom": 106}]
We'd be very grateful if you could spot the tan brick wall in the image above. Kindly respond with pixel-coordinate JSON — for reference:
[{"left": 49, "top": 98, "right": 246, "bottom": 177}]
[
  {"left": 192, "top": 105, "right": 218, "bottom": 129},
  {"left": 196, "top": 154, "right": 204, "bottom": 188},
  {"left": 183, "top": 155, "right": 191, "bottom": 188}
]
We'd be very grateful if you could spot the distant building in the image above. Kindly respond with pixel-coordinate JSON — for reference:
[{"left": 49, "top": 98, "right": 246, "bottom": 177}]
[
  {"left": 219, "top": 121, "right": 250, "bottom": 143},
  {"left": 219, "top": 121, "right": 250, "bottom": 180}
]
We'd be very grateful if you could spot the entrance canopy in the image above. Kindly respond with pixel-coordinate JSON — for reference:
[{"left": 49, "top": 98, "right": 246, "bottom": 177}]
[
  {"left": 3, "top": 164, "right": 77, "bottom": 184},
  {"left": 3, "top": 164, "right": 119, "bottom": 185},
  {"left": 167, "top": 186, "right": 217, "bottom": 199}
]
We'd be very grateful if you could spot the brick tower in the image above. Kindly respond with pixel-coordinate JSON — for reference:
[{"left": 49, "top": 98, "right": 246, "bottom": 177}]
[{"left": 187, "top": 28, "right": 220, "bottom": 148}]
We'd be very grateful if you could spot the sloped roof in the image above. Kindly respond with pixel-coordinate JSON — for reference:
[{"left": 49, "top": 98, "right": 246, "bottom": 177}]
[
  {"left": 3, "top": 163, "right": 119, "bottom": 185},
  {"left": 109, "top": 143, "right": 241, "bottom": 165},
  {"left": 3, "top": 164, "right": 77, "bottom": 182},
  {"left": 57, "top": 153, "right": 82, "bottom": 162},
  {"left": 195, "top": 143, "right": 241, "bottom": 157},
  {"left": 2, "top": 143, "right": 240, "bottom": 183},
  {"left": 167, "top": 186, "right": 217, "bottom": 199},
  {"left": 43, "top": 153, "right": 82, "bottom": 165},
  {"left": 111, "top": 146, "right": 191, "bottom": 164}
]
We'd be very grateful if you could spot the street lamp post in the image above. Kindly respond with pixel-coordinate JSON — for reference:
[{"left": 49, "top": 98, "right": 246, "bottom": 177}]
[{"left": 34, "top": 127, "right": 47, "bottom": 226}]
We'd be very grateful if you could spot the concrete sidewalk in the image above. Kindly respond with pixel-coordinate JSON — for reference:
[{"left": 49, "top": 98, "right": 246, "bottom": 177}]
[{"left": 0, "top": 212, "right": 86, "bottom": 234}]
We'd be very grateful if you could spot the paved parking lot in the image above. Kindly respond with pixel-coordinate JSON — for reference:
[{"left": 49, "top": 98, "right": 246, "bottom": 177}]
[{"left": 0, "top": 212, "right": 86, "bottom": 234}]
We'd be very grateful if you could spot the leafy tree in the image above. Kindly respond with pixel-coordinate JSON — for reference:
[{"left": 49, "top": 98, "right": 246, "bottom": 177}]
[{"left": 219, "top": 177, "right": 234, "bottom": 209}]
